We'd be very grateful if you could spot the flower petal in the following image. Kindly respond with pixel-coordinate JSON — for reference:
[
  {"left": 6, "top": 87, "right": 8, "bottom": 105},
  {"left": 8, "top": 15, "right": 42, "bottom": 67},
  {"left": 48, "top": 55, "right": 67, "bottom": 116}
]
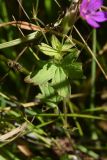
[
  {"left": 86, "top": 18, "right": 100, "bottom": 28},
  {"left": 91, "top": 11, "right": 107, "bottom": 22},
  {"left": 80, "top": 0, "right": 89, "bottom": 8},
  {"left": 79, "top": 0, "right": 107, "bottom": 28},
  {"left": 80, "top": 0, "right": 89, "bottom": 12},
  {"left": 88, "top": 0, "right": 103, "bottom": 11}
]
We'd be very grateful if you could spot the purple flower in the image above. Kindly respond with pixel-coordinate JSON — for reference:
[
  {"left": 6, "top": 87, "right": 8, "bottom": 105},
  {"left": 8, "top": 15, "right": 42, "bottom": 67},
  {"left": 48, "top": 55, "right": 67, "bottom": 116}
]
[{"left": 79, "top": 0, "right": 107, "bottom": 28}]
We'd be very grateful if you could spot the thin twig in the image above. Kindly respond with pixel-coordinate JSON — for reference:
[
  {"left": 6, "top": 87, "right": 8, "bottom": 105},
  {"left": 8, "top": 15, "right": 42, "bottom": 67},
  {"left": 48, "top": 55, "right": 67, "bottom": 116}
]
[{"left": 74, "top": 26, "right": 107, "bottom": 79}]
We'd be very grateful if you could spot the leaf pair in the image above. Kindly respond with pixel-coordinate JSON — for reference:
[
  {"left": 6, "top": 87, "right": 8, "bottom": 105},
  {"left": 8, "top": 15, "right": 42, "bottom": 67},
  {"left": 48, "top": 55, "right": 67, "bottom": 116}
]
[
  {"left": 38, "top": 35, "right": 75, "bottom": 60},
  {"left": 26, "top": 35, "right": 83, "bottom": 106}
]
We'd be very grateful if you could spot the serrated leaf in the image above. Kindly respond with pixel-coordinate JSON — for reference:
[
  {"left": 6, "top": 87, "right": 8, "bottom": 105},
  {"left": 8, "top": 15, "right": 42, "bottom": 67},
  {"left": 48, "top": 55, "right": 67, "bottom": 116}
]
[
  {"left": 62, "top": 49, "right": 80, "bottom": 64},
  {"left": 31, "top": 60, "right": 47, "bottom": 77},
  {"left": 37, "top": 83, "right": 62, "bottom": 107},
  {"left": 52, "top": 67, "right": 71, "bottom": 97},
  {"left": 51, "top": 35, "right": 61, "bottom": 50},
  {"left": 61, "top": 42, "right": 75, "bottom": 52},
  {"left": 62, "top": 62, "right": 83, "bottom": 79},
  {"left": 38, "top": 43, "right": 58, "bottom": 56},
  {"left": 30, "top": 64, "right": 57, "bottom": 85}
]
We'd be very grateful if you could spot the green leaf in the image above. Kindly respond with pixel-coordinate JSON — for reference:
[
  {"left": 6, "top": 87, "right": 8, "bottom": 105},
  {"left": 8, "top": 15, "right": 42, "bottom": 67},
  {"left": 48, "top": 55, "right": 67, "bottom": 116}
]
[
  {"left": 62, "top": 62, "right": 83, "bottom": 80},
  {"left": 51, "top": 35, "right": 61, "bottom": 50},
  {"left": 0, "top": 155, "right": 7, "bottom": 160},
  {"left": 61, "top": 42, "right": 75, "bottom": 52},
  {"left": 30, "top": 64, "right": 57, "bottom": 85},
  {"left": 37, "top": 83, "right": 62, "bottom": 107},
  {"left": 0, "top": 31, "right": 41, "bottom": 49},
  {"left": 62, "top": 49, "right": 80, "bottom": 64},
  {"left": 30, "top": 60, "right": 48, "bottom": 77},
  {"left": 52, "top": 67, "right": 71, "bottom": 97},
  {"left": 62, "top": 50, "right": 83, "bottom": 80},
  {"left": 38, "top": 43, "right": 58, "bottom": 56}
]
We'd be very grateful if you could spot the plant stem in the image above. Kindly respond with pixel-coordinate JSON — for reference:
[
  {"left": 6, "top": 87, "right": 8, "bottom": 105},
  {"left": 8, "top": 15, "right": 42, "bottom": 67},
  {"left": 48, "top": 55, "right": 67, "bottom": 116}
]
[
  {"left": 90, "top": 29, "right": 99, "bottom": 140},
  {"left": 67, "top": 100, "right": 83, "bottom": 136},
  {"left": 90, "top": 29, "right": 96, "bottom": 109},
  {"left": 31, "top": 113, "right": 105, "bottom": 120}
]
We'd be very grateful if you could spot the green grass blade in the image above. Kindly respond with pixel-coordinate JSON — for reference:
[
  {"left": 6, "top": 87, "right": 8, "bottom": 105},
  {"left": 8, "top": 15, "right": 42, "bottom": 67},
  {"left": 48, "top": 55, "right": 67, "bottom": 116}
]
[{"left": 0, "top": 31, "right": 41, "bottom": 49}]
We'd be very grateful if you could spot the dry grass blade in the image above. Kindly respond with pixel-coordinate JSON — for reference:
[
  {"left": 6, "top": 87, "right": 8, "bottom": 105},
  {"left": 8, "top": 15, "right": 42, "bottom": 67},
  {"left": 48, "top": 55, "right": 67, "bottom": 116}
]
[
  {"left": 17, "top": 143, "right": 33, "bottom": 157},
  {"left": 0, "top": 122, "right": 27, "bottom": 142},
  {"left": 0, "top": 21, "right": 45, "bottom": 32},
  {"left": 17, "top": 0, "right": 30, "bottom": 20},
  {"left": 74, "top": 26, "right": 107, "bottom": 79}
]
